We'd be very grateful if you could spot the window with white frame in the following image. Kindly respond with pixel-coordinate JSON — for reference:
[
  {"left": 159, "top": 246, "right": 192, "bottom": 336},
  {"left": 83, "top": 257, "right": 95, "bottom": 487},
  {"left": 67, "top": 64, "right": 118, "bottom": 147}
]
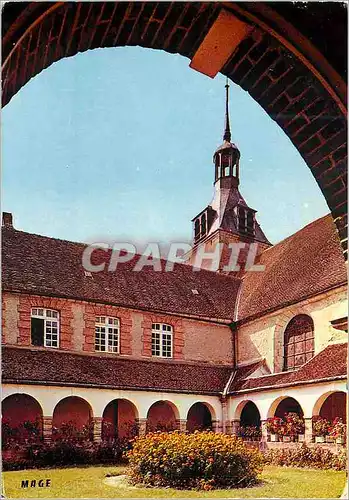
[
  {"left": 151, "top": 323, "right": 173, "bottom": 358},
  {"left": 31, "top": 308, "right": 59, "bottom": 348},
  {"left": 95, "top": 316, "right": 120, "bottom": 353}
]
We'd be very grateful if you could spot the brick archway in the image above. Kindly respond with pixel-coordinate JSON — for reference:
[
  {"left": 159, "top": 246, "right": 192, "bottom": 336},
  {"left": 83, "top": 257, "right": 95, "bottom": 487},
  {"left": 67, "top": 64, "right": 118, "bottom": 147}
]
[
  {"left": 102, "top": 398, "right": 139, "bottom": 440},
  {"left": 146, "top": 400, "right": 179, "bottom": 432},
  {"left": 186, "top": 402, "right": 214, "bottom": 432},
  {"left": 2, "top": 393, "right": 43, "bottom": 442},
  {"left": 52, "top": 396, "right": 93, "bottom": 440},
  {"left": 2, "top": 2, "right": 347, "bottom": 256},
  {"left": 313, "top": 391, "right": 347, "bottom": 422}
]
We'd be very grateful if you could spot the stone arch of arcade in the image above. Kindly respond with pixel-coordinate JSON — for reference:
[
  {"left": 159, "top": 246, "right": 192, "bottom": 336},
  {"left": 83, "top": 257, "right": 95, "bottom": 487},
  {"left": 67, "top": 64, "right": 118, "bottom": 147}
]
[
  {"left": 313, "top": 390, "right": 347, "bottom": 422},
  {"left": 2, "top": 2, "right": 347, "bottom": 257},
  {"left": 2, "top": 393, "right": 44, "bottom": 439},
  {"left": 186, "top": 401, "right": 215, "bottom": 432},
  {"left": 267, "top": 395, "right": 304, "bottom": 419},
  {"left": 102, "top": 398, "right": 139, "bottom": 440}
]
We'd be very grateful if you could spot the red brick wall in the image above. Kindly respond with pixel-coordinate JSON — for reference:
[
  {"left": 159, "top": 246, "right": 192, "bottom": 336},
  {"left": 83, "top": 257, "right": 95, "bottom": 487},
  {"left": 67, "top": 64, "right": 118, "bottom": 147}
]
[
  {"left": 17, "top": 294, "right": 74, "bottom": 350},
  {"left": 82, "top": 303, "right": 132, "bottom": 354},
  {"left": 141, "top": 313, "right": 184, "bottom": 359},
  {"left": 6, "top": 293, "right": 229, "bottom": 363}
]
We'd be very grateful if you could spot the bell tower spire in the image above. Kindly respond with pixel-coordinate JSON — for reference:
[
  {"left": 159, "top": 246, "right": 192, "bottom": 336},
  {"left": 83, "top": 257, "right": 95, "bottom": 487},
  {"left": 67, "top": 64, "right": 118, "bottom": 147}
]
[
  {"left": 223, "top": 78, "right": 231, "bottom": 142},
  {"left": 186, "top": 79, "right": 271, "bottom": 271},
  {"left": 213, "top": 79, "right": 240, "bottom": 187}
]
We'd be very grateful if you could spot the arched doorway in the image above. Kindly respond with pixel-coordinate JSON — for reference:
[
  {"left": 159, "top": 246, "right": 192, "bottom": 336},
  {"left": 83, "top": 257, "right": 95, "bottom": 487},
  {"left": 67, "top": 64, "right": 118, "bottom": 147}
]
[
  {"left": 238, "top": 401, "right": 261, "bottom": 440},
  {"left": 274, "top": 397, "right": 304, "bottom": 418},
  {"left": 319, "top": 391, "right": 347, "bottom": 422},
  {"left": 102, "top": 399, "right": 138, "bottom": 441},
  {"left": 2, "top": 394, "right": 43, "bottom": 444},
  {"left": 52, "top": 396, "right": 93, "bottom": 441},
  {"left": 186, "top": 402, "right": 213, "bottom": 432},
  {"left": 147, "top": 401, "right": 179, "bottom": 432}
]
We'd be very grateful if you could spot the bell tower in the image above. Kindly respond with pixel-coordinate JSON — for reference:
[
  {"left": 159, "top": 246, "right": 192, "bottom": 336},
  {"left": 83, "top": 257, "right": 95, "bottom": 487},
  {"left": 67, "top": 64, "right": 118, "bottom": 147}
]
[
  {"left": 213, "top": 81, "right": 240, "bottom": 189},
  {"left": 186, "top": 80, "right": 271, "bottom": 273}
]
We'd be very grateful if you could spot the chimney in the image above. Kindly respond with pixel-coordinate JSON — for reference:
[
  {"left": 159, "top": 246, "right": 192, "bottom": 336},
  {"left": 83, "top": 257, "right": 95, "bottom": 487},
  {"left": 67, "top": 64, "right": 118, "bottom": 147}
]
[{"left": 2, "top": 212, "right": 13, "bottom": 228}]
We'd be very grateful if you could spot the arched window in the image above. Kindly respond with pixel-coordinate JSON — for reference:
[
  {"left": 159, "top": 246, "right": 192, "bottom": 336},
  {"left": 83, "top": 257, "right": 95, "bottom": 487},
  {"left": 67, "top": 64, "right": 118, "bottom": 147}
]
[{"left": 283, "top": 314, "right": 314, "bottom": 371}]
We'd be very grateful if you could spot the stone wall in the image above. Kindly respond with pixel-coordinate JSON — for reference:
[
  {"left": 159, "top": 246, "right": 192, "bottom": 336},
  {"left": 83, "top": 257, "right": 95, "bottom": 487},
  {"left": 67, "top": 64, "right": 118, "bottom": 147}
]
[{"left": 236, "top": 285, "right": 347, "bottom": 373}]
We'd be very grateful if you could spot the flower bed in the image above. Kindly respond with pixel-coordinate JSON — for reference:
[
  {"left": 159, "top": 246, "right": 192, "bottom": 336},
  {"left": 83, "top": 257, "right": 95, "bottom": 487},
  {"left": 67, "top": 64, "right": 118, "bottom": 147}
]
[
  {"left": 264, "top": 443, "right": 347, "bottom": 471},
  {"left": 238, "top": 425, "right": 262, "bottom": 441},
  {"left": 127, "top": 431, "right": 264, "bottom": 490}
]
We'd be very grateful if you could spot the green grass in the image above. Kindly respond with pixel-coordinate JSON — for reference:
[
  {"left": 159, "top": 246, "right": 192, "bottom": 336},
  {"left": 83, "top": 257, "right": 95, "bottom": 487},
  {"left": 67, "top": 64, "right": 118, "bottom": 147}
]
[{"left": 3, "top": 465, "right": 346, "bottom": 498}]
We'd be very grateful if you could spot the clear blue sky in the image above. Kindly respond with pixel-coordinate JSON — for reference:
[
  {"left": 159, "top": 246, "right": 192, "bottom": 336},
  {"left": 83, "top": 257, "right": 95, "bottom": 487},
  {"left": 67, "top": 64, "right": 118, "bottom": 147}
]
[{"left": 2, "top": 47, "right": 329, "bottom": 246}]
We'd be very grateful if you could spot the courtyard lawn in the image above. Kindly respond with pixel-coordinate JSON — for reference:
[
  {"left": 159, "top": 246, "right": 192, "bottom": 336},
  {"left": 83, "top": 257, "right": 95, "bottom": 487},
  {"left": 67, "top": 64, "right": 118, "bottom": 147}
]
[{"left": 3, "top": 465, "right": 346, "bottom": 499}]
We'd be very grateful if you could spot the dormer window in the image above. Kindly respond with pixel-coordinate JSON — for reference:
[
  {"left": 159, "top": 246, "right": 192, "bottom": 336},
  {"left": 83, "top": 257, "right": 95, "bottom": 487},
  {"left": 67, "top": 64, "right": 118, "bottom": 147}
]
[
  {"left": 238, "top": 207, "right": 255, "bottom": 236},
  {"left": 193, "top": 208, "right": 214, "bottom": 244}
]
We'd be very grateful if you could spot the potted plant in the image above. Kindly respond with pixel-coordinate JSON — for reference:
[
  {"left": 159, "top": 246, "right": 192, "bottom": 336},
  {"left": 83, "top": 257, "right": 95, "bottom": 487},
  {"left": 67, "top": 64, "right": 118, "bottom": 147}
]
[
  {"left": 239, "top": 425, "right": 261, "bottom": 441},
  {"left": 283, "top": 412, "right": 305, "bottom": 442},
  {"left": 266, "top": 417, "right": 283, "bottom": 442},
  {"left": 330, "top": 417, "right": 346, "bottom": 444},
  {"left": 312, "top": 416, "right": 330, "bottom": 443}
]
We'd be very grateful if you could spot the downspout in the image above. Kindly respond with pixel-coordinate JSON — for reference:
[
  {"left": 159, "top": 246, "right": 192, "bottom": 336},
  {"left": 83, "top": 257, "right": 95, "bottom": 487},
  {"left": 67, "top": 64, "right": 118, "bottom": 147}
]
[
  {"left": 220, "top": 322, "right": 238, "bottom": 433},
  {"left": 220, "top": 280, "right": 243, "bottom": 432}
]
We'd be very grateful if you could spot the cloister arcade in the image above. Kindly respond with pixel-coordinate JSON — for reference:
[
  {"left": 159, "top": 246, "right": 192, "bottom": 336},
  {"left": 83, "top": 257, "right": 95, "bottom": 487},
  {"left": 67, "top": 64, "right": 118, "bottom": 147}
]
[{"left": 2, "top": 382, "right": 346, "bottom": 444}]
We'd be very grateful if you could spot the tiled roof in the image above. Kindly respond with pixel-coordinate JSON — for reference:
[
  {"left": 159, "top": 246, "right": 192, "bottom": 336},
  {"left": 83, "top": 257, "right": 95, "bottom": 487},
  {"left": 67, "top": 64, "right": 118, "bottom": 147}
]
[
  {"left": 1, "top": 227, "right": 241, "bottom": 321},
  {"left": 2, "top": 214, "right": 347, "bottom": 323},
  {"left": 238, "top": 215, "right": 347, "bottom": 321},
  {"left": 2, "top": 346, "right": 233, "bottom": 395},
  {"left": 229, "top": 343, "right": 348, "bottom": 393}
]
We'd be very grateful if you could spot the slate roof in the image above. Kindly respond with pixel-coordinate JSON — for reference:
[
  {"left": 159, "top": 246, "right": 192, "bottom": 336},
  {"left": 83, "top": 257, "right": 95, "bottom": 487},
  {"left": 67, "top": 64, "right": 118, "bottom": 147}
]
[
  {"left": 1, "top": 227, "right": 241, "bottom": 321},
  {"left": 238, "top": 215, "right": 347, "bottom": 321},
  {"left": 2, "top": 346, "right": 234, "bottom": 395},
  {"left": 229, "top": 343, "right": 348, "bottom": 393},
  {"left": 206, "top": 186, "right": 270, "bottom": 245}
]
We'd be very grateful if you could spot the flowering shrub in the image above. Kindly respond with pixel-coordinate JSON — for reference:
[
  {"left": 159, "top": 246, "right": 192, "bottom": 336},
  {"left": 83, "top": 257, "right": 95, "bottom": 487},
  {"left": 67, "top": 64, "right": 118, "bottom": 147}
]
[
  {"left": 266, "top": 417, "right": 283, "bottom": 435},
  {"left": 239, "top": 425, "right": 262, "bottom": 440},
  {"left": 283, "top": 412, "right": 305, "bottom": 437},
  {"left": 146, "top": 420, "right": 177, "bottom": 433},
  {"left": 264, "top": 443, "right": 347, "bottom": 471},
  {"left": 52, "top": 419, "right": 93, "bottom": 442},
  {"left": 2, "top": 418, "right": 42, "bottom": 448},
  {"left": 266, "top": 413, "right": 304, "bottom": 437},
  {"left": 127, "top": 431, "right": 264, "bottom": 490},
  {"left": 330, "top": 418, "right": 347, "bottom": 440},
  {"left": 312, "top": 416, "right": 331, "bottom": 437},
  {"left": 102, "top": 419, "right": 139, "bottom": 442},
  {"left": 3, "top": 439, "right": 132, "bottom": 470}
]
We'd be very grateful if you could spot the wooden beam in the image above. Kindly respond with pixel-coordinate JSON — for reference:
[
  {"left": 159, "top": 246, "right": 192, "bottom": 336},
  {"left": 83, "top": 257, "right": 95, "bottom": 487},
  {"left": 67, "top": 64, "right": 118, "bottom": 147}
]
[{"left": 189, "top": 9, "right": 252, "bottom": 78}]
